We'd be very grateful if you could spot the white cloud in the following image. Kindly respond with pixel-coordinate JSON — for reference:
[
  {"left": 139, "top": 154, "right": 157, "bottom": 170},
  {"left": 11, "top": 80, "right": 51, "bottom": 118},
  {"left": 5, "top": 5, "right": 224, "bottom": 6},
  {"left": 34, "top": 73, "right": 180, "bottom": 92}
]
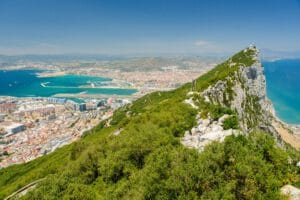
[
  {"left": 195, "top": 40, "right": 210, "bottom": 47},
  {"left": 193, "top": 39, "right": 225, "bottom": 53}
]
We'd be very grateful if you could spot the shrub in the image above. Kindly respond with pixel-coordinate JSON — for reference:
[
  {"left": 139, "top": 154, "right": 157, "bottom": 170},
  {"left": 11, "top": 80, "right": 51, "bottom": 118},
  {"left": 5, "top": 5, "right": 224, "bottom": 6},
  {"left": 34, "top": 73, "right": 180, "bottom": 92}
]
[{"left": 223, "top": 115, "right": 239, "bottom": 130}]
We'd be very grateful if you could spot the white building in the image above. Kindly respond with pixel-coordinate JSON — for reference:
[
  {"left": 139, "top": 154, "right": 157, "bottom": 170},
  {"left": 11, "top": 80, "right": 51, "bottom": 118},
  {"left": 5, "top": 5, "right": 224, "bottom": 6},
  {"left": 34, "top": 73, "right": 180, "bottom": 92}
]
[{"left": 5, "top": 123, "right": 25, "bottom": 137}]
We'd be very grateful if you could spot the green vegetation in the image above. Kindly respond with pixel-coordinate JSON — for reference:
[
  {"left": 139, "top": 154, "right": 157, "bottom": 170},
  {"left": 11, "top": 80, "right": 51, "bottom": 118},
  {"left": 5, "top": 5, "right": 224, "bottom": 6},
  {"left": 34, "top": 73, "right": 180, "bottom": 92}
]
[
  {"left": 193, "top": 48, "right": 256, "bottom": 93},
  {"left": 243, "top": 94, "right": 264, "bottom": 128},
  {"left": 0, "top": 47, "right": 299, "bottom": 200},
  {"left": 15, "top": 132, "right": 299, "bottom": 200},
  {"left": 223, "top": 115, "right": 239, "bottom": 130}
]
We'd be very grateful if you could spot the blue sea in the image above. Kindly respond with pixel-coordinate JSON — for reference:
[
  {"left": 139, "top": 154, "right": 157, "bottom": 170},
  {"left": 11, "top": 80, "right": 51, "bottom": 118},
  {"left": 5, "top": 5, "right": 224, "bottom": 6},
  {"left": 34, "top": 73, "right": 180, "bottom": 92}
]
[
  {"left": 264, "top": 59, "right": 300, "bottom": 124},
  {"left": 0, "top": 70, "right": 136, "bottom": 98}
]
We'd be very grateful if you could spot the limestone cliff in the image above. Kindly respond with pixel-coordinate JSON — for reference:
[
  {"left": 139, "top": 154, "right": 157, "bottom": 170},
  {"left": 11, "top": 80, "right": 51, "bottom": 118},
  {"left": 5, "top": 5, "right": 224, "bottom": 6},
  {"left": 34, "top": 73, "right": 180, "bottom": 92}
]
[
  {"left": 183, "top": 46, "right": 285, "bottom": 150},
  {"left": 202, "top": 46, "right": 276, "bottom": 132}
]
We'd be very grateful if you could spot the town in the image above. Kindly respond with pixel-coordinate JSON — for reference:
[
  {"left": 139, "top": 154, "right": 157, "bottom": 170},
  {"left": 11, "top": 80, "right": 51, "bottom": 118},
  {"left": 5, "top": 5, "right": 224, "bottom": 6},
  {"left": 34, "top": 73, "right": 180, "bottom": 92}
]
[
  {"left": 0, "top": 56, "right": 219, "bottom": 169},
  {"left": 0, "top": 96, "right": 130, "bottom": 168},
  {"left": 0, "top": 56, "right": 219, "bottom": 94}
]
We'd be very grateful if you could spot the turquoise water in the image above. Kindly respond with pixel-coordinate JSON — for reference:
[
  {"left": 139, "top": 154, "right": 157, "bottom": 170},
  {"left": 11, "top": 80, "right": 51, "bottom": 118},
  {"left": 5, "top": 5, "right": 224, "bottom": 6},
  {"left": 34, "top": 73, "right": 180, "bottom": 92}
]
[
  {"left": 0, "top": 70, "right": 136, "bottom": 97},
  {"left": 264, "top": 59, "right": 300, "bottom": 124}
]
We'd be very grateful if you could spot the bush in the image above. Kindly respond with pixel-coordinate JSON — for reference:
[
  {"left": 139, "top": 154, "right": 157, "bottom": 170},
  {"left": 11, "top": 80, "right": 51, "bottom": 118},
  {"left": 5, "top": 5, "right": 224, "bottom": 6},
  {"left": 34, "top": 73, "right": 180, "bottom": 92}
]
[{"left": 223, "top": 115, "right": 239, "bottom": 130}]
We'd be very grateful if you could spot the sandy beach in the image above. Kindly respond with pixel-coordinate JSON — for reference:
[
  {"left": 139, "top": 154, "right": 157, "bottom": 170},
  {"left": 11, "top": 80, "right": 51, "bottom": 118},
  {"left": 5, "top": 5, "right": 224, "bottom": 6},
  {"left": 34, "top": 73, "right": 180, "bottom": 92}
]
[
  {"left": 272, "top": 118, "right": 300, "bottom": 150},
  {"left": 36, "top": 71, "right": 66, "bottom": 78}
]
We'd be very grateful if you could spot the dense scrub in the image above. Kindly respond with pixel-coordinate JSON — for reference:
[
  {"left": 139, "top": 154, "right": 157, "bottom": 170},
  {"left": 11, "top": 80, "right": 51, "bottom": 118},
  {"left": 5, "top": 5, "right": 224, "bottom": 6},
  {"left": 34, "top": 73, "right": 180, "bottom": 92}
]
[
  {"left": 18, "top": 132, "right": 300, "bottom": 200},
  {"left": 0, "top": 48, "right": 299, "bottom": 200}
]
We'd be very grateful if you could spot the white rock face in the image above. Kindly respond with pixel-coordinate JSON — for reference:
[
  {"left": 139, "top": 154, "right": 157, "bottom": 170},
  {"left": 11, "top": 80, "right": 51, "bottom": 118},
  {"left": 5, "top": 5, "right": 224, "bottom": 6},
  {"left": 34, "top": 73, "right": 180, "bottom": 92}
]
[
  {"left": 182, "top": 46, "right": 281, "bottom": 149},
  {"left": 204, "top": 95, "right": 210, "bottom": 103},
  {"left": 187, "top": 91, "right": 199, "bottom": 96},
  {"left": 281, "top": 185, "right": 300, "bottom": 200},
  {"left": 202, "top": 119, "right": 210, "bottom": 126},
  {"left": 218, "top": 114, "right": 229, "bottom": 123},
  {"left": 184, "top": 98, "right": 199, "bottom": 109},
  {"left": 211, "top": 125, "right": 223, "bottom": 132},
  {"left": 201, "top": 47, "right": 274, "bottom": 131},
  {"left": 113, "top": 128, "right": 123, "bottom": 136},
  {"left": 198, "top": 124, "right": 207, "bottom": 132},
  {"left": 182, "top": 115, "right": 240, "bottom": 151},
  {"left": 191, "top": 127, "right": 198, "bottom": 136},
  {"left": 239, "top": 62, "right": 274, "bottom": 115}
]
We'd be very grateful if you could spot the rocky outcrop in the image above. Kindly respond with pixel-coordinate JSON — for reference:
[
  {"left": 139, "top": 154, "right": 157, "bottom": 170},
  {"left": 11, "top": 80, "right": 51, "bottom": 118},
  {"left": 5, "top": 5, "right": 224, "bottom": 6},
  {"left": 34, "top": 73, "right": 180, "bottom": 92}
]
[
  {"left": 202, "top": 46, "right": 275, "bottom": 133},
  {"left": 182, "top": 114, "right": 240, "bottom": 151},
  {"left": 184, "top": 97, "right": 199, "bottom": 109},
  {"left": 281, "top": 185, "right": 300, "bottom": 200},
  {"left": 182, "top": 46, "right": 284, "bottom": 150}
]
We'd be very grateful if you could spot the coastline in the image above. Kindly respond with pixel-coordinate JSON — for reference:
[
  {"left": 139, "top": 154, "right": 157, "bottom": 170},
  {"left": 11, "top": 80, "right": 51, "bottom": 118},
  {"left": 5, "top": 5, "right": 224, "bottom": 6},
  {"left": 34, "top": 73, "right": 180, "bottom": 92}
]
[
  {"left": 36, "top": 71, "right": 66, "bottom": 78},
  {"left": 262, "top": 59, "right": 300, "bottom": 149},
  {"left": 0, "top": 69, "right": 139, "bottom": 98},
  {"left": 271, "top": 109, "right": 300, "bottom": 150},
  {"left": 53, "top": 92, "right": 141, "bottom": 101},
  {"left": 36, "top": 71, "right": 137, "bottom": 90}
]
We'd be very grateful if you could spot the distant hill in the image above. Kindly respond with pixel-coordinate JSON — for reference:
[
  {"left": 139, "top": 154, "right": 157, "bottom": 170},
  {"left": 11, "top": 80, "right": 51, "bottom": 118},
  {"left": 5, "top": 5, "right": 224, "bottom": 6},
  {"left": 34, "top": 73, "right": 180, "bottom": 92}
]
[
  {"left": 0, "top": 54, "right": 124, "bottom": 64},
  {"left": 0, "top": 47, "right": 299, "bottom": 200},
  {"left": 261, "top": 48, "right": 300, "bottom": 60}
]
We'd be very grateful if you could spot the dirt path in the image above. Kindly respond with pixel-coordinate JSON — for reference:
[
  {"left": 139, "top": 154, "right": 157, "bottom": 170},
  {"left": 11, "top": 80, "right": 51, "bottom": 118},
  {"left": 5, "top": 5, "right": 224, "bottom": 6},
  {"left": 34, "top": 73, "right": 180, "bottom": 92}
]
[{"left": 4, "top": 178, "right": 45, "bottom": 200}]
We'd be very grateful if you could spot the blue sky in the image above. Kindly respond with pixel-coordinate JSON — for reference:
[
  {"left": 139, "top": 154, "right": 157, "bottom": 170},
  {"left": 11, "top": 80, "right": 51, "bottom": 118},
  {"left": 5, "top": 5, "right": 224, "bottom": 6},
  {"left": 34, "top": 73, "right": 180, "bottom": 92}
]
[{"left": 1, "top": 0, "right": 300, "bottom": 55}]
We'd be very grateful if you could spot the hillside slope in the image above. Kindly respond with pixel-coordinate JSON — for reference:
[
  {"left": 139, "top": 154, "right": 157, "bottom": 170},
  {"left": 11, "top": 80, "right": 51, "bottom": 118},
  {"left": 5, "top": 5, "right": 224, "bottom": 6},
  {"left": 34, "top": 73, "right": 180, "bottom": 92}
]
[{"left": 0, "top": 47, "right": 299, "bottom": 200}]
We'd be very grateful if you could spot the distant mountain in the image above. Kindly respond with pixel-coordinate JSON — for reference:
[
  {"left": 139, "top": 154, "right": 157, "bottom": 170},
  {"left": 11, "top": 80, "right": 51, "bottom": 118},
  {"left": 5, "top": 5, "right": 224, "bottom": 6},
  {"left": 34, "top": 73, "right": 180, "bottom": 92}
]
[
  {"left": 0, "top": 54, "right": 126, "bottom": 64},
  {"left": 261, "top": 48, "right": 300, "bottom": 60},
  {"left": 0, "top": 47, "right": 299, "bottom": 199}
]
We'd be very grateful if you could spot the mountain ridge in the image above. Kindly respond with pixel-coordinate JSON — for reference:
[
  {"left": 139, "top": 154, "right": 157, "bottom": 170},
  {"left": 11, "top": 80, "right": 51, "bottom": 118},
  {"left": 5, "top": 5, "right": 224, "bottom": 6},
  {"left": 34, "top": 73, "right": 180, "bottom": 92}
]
[{"left": 0, "top": 46, "right": 299, "bottom": 200}]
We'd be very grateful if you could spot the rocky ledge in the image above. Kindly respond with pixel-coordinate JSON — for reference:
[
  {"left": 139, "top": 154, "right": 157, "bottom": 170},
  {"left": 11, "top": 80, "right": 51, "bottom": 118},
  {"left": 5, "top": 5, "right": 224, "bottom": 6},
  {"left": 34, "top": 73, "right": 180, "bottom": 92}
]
[{"left": 182, "top": 114, "right": 240, "bottom": 151}]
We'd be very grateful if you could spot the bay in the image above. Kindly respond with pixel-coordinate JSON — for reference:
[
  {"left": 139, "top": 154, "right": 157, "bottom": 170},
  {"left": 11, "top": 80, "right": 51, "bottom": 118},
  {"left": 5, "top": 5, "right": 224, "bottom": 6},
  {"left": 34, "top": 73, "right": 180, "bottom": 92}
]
[{"left": 0, "top": 70, "right": 136, "bottom": 97}]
